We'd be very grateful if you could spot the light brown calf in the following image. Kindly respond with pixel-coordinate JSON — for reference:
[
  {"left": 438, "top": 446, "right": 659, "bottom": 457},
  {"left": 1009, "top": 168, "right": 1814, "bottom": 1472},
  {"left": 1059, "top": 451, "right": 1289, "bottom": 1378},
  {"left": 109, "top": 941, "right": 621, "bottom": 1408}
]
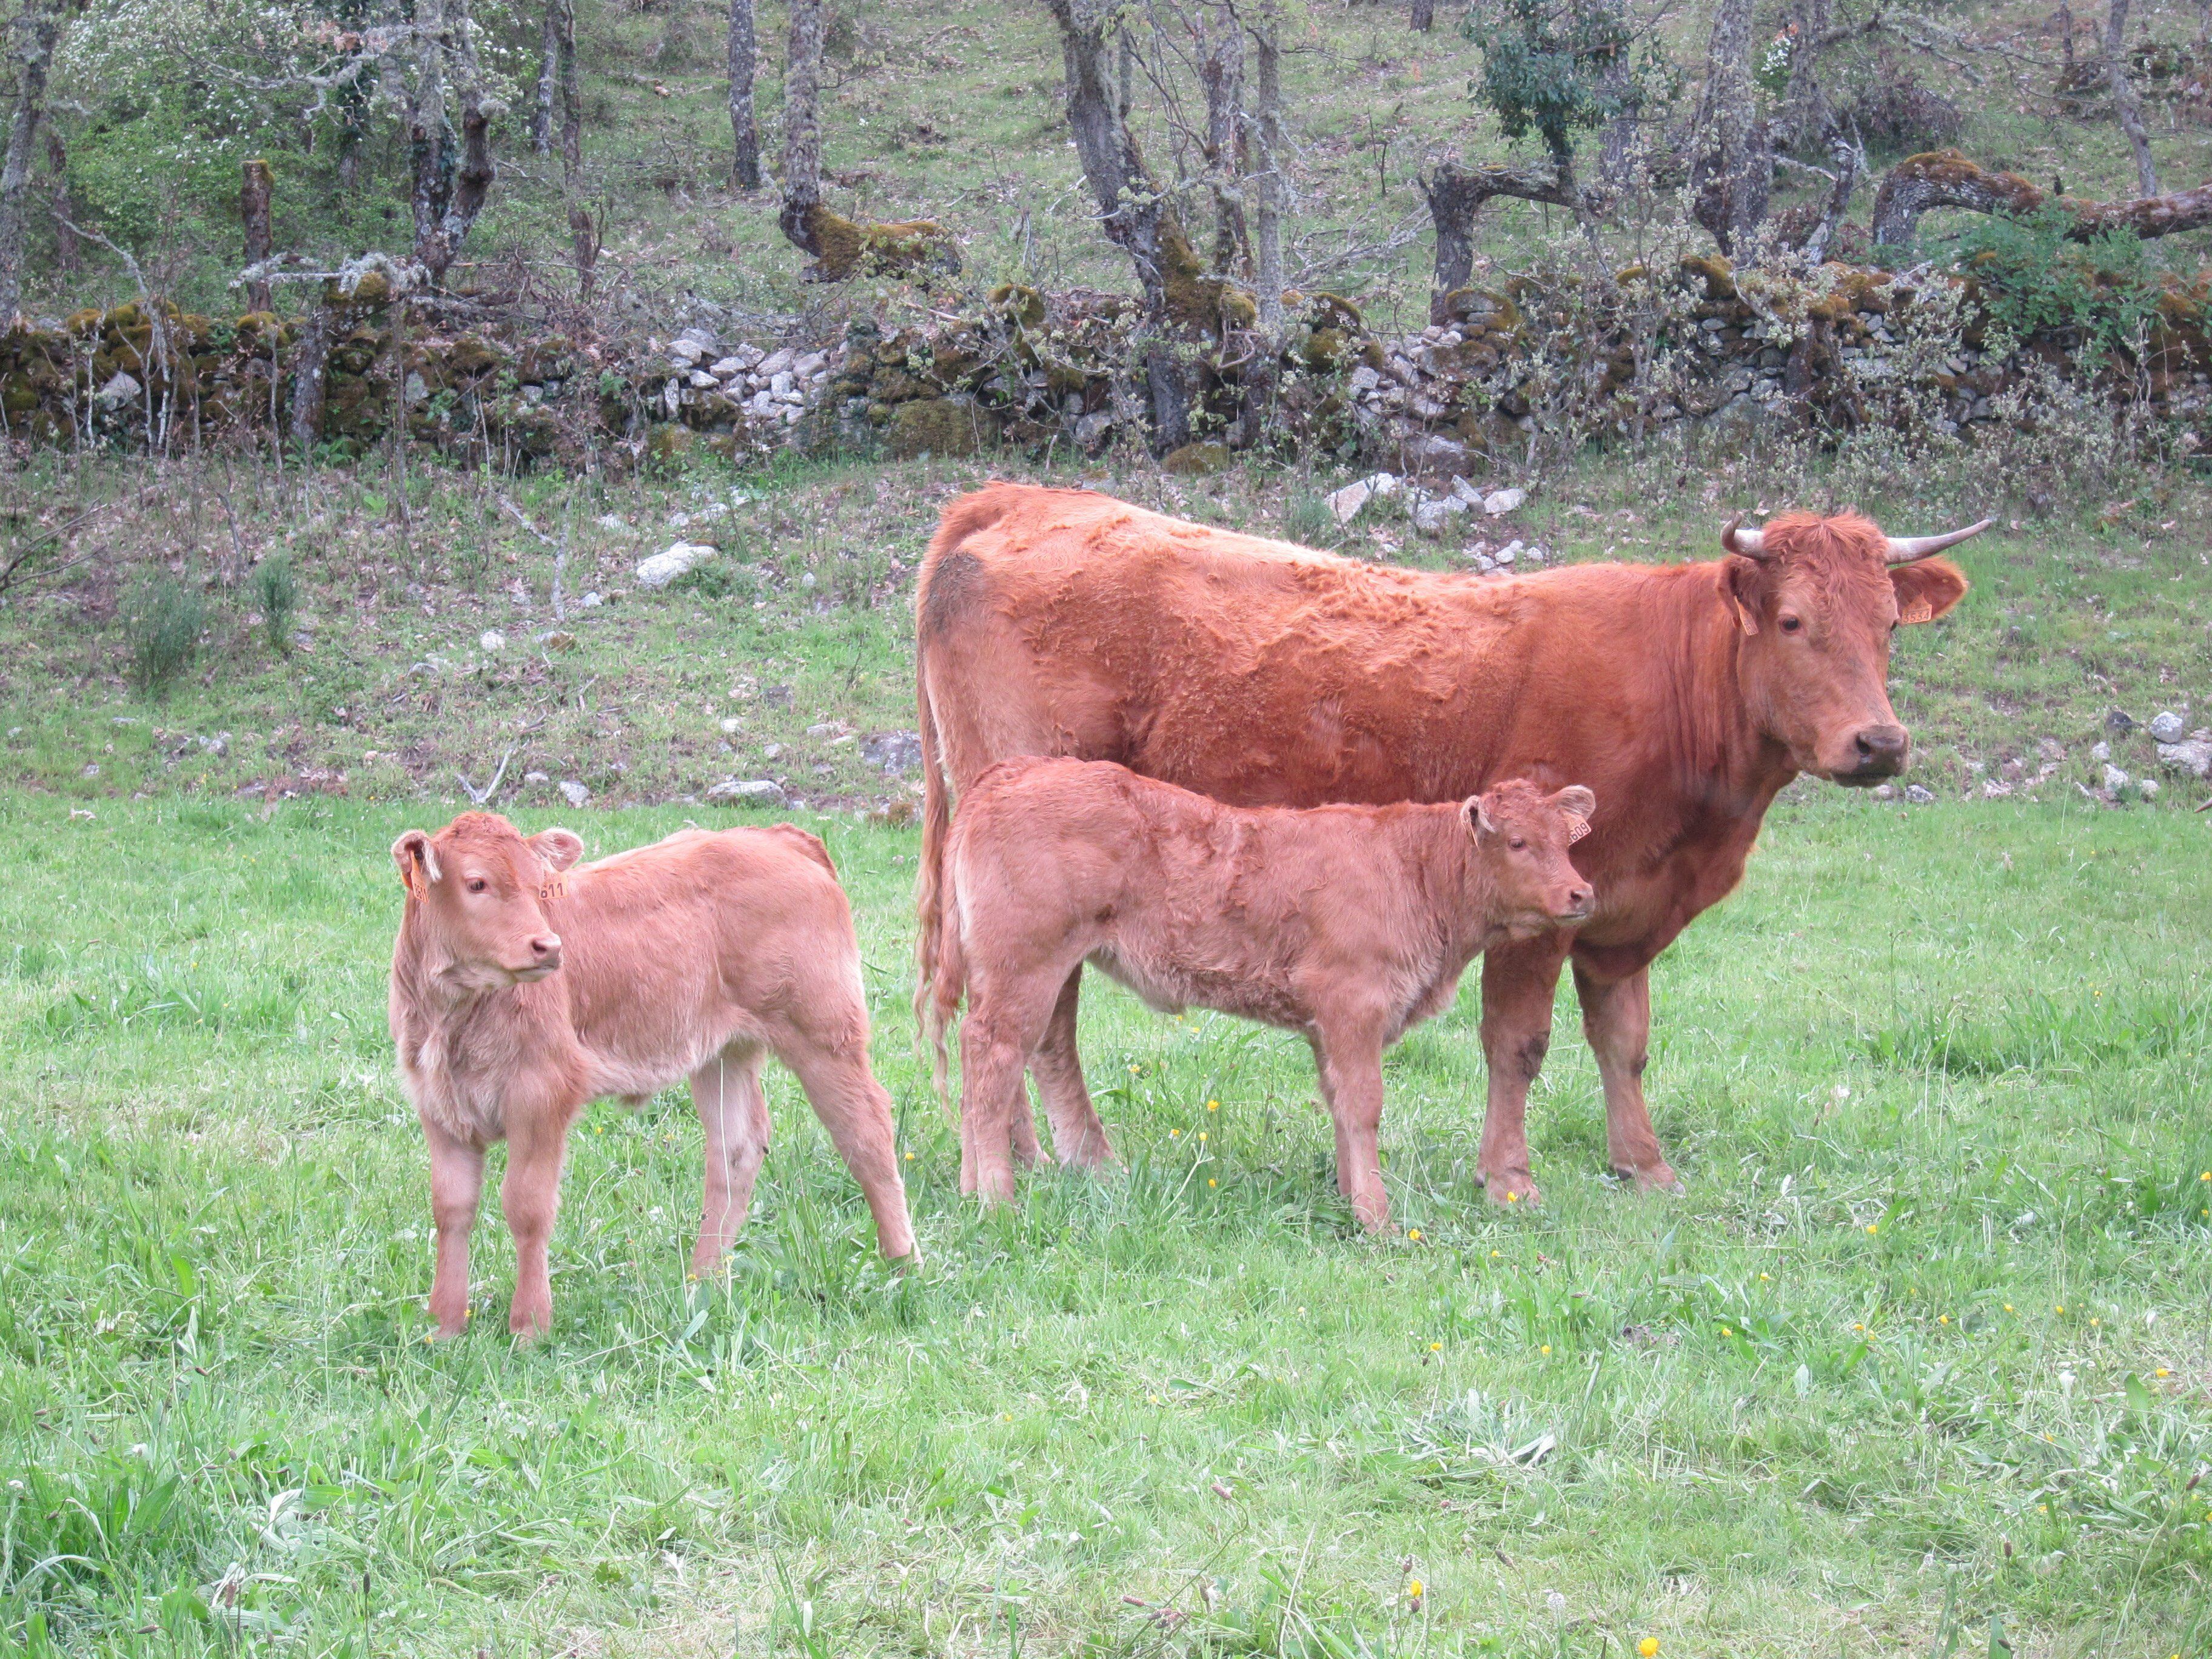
[
  {"left": 389, "top": 811, "right": 916, "bottom": 1338},
  {"left": 925, "top": 759, "right": 1597, "bottom": 1228}
]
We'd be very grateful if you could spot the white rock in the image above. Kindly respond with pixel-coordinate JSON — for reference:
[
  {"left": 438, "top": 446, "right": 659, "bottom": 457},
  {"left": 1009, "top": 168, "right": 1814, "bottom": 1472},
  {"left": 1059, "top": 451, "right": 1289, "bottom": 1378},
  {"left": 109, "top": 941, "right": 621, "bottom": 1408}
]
[
  {"left": 709, "top": 357, "right": 748, "bottom": 380},
  {"left": 1363, "top": 472, "right": 1401, "bottom": 497},
  {"left": 2091, "top": 740, "right": 2111, "bottom": 762},
  {"left": 706, "top": 777, "right": 789, "bottom": 808},
  {"left": 1493, "top": 541, "right": 1520, "bottom": 565},
  {"left": 1412, "top": 495, "right": 1468, "bottom": 537},
  {"left": 720, "top": 716, "right": 742, "bottom": 735},
  {"left": 2102, "top": 763, "right": 2131, "bottom": 794},
  {"left": 2155, "top": 736, "right": 2212, "bottom": 777},
  {"left": 2138, "top": 776, "right": 2161, "bottom": 802},
  {"left": 596, "top": 514, "right": 634, "bottom": 537},
  {"left": 1449, "top": 476, "right": 1484, "bottom": 506},
  {"left": 762, "top": 742, "right": 783, "bottom": 761},
  {"left": 1348, "top": 365, "right": 1381, "bottom": 395},
  {"left": 688, "top": 369, "right": 720, "bottom": 390},
  {"left": 2148, "top": 710, "right": 2186, "bottom": 743},
  {"left": 479, "top": 630, "right": 506, "bottom": 652},
  {"left": 732, "top": 343, "right": 765, "bottom": 371},
  {"left": 669, "top": 339, "right": 705, "bottom": 366},
  {"left": 580, "top": 591, "right": 603, "bottom": 608},
  {"left": 1327, "top": 480, "right": 1372, "bottom": 525},
  {"left": 770, "top": 371, "right": 795, "bottom": 397},
  {"left": 1483, "top": 486, "right": 1527, "bottom": 517},
  {"left": 524, "top": 770, "right": 550, "bottom": 784},
  {"left": 559, "top": 780, "right": 591, "bottom": 808},
  {"left": 97, "top": 371, "right": 141, "bottom": 406},
  {"left": 635, "top": 541, "right": 718, "bottom": 589},
  {"left": 793, "top": 351, "right": 827, "bottom": 377},
  {"left": 757, "top": 347, "right": 794, "bottom": 377},
  {"left": 1903, "top": 783, "right": 1936, "bottom": 804}
]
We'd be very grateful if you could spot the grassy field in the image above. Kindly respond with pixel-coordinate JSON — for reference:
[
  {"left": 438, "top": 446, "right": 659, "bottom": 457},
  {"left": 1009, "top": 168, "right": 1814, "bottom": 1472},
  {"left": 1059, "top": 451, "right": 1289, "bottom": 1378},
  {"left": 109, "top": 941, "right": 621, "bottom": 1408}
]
[{"left": 2, "top": 785, "right": 2208, "bottom": 1657}]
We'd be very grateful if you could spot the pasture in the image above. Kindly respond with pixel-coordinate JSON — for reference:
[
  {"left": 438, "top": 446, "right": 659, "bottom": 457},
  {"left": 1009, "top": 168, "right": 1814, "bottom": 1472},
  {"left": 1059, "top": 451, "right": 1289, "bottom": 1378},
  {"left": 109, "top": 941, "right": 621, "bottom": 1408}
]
[{"left": 2, "top": 786, "right": 2208, "bottom": 1657}]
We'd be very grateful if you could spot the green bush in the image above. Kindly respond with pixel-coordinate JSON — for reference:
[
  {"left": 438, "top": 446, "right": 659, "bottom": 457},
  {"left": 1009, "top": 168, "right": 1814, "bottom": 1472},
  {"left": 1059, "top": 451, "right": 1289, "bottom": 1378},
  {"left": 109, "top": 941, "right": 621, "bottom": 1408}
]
[
  {"left": 1282, "top": 484, "right": 1342, "bottom": 549},
  {"left": 122, "top": 572, "right": 207, "bottom": 699},
  {"left": 251, "top": 554, "right": 297, "bottom": 652},
  {"left": 1942, "top": 206, "right": 2163, "bottom": 356}
]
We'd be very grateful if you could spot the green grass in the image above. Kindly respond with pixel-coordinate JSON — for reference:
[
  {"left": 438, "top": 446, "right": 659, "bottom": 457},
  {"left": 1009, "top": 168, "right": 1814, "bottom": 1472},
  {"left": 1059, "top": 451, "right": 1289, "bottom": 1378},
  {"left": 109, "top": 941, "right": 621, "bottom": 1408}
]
[{"left": 1, "top": 786, "right": 2208, "bottom": 1656}]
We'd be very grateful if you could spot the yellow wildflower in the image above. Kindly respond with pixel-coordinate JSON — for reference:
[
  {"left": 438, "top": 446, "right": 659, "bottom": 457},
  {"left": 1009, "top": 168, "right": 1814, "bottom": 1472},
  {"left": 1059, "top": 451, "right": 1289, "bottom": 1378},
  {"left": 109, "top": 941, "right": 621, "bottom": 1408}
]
[
  {"left": 1640, "top": 1641, "right": 1660, "bottom": 1658},
  {"left": 1407, "top": 1228, "right": 1423, "bottom": 1242}
]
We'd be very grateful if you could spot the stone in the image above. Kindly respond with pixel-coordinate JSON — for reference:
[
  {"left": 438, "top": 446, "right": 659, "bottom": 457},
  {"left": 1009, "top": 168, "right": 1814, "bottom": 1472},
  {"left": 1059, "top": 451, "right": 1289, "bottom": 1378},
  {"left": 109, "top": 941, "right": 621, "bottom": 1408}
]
[
  {"left": 770, "top": 370, "right": 795, "bottom": 397},
  {"left": 709, "top": 357, "right": 747, "bottom": 380},
  {"left": 2138, "top": 776, "right": 2161, "bottom": 802},
  {"left": 668, "top": 338, "right": 705, "bottom": 367},
  {"left": 1162, "top": 442, "right": 1230, "bottom": 477},
  {"left": 1327, "top": 480, "right": 1372, "bottom": 524},
  {"left": 478, "top": 629, "right": 505, "bottom": 652},
  {"left": 2090, "top": 740, "right": 2111, "bottom": 762},
  {"left": 1348, "top": 364, "right": 1381, "bottom": 395},
  {"left": 634, "top": 541, "right": 718, "bottom": 589},
  {"left": 1363, "top": 472, "right": 1402, "bottom": 497},
  {"left": 757, "top": 347, "right": 795, "bottom": 377},
  {"left": 559, "top": 780, "right": 591, "bottom": 808},
  {"left": 1493, "top": 540, "right": 1521, "bottom": 565},
  {"left": 1400, "top": 432, "right": 1472, "bottom": 475},
  {"left": 1483, "top": 486, "right": 1527, "bottom": 517},
  {"left": 97, "top": 371, "right": 141, "bottom": 407},
  {"left": 1903, "top": 783, "right": 1936, "bottom": 804},
  {"left": 731, "top": 343, "right": 765, "bottom": 371},
  {"left": 794, "top": 352, "right": 827, "bottom": 377},
  {"left": 2155, "top": 736, "right": 2212, "bottom": 777},
  {"left": 580, "top": 591, "right": 604, "bottom": 608},
  {"left": 524, "top": 770, "right": 549, "bottom": 784},
  {"left": 706, "top": 778, "right": 789, "bottom": 809},
  {"left": 1449, "top": 476, "right": 1483, "bottom": 507},
  {"left": 886, "top": 397, "right": 996, "bottom": 459},
  {"left": 2102, "top": 763, "right": 2130, "bottom": 794},
  {"left": 688, "top": 369, "right": 720, "bottom": 390},
  {"left": 762, "top": 742, "right": 783, "bottom": 760},
  {"left": 2149, "top": 710, "right": 2187, "bottom": 743},
  {"left": 860, "top": 730, "right": 926, "bottom": 774},
  {"left": 1412, "top": 495, "right": 1468, "bottom": 537},
  {"left": 596, "top": 514, "right": 634, "bottom": 537}
]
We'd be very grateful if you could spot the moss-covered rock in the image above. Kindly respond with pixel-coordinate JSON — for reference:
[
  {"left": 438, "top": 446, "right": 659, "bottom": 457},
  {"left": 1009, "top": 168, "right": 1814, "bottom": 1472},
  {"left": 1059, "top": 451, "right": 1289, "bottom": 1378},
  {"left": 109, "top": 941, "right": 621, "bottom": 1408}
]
[
  {"left": 885, "top": 396, "right": 997, "bottom": 458},
  {"left": 1162, "top": 441, "right": 1230, "bottom": 477}
]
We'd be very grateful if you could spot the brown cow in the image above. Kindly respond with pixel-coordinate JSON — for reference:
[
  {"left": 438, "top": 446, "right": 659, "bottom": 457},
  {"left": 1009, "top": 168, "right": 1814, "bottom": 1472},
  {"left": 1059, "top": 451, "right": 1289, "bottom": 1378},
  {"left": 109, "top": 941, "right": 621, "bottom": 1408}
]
[
  {"left": 389, "top": 811, "right": 916, "bottom": 1338},
  {"left": 914, "top": 484, "right": 1981, "bottom": 1202},
  {"left": 927, "top": 759, "right": 1596, "bottom": 1227}
]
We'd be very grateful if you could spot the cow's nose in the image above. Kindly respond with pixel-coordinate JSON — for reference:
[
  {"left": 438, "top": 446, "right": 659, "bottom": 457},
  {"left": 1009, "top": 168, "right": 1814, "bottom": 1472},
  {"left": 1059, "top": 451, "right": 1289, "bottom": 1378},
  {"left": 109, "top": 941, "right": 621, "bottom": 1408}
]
[
  {"left": 531, "top": 933, "right": 561, "bottom": 959},
  {"left": 1849, "top": 723, "right": 1909, "bottom": 774},
  {"left": 1567, "top": 886, "right": 1593, "bottom": 913}
]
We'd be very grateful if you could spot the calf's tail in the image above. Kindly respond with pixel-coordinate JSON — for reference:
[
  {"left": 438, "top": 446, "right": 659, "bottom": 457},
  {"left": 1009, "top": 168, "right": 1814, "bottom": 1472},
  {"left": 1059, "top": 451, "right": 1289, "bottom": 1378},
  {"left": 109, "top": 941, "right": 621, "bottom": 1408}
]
[{"left": 913, "top": 663, "right": 961, "bottom": 1114}]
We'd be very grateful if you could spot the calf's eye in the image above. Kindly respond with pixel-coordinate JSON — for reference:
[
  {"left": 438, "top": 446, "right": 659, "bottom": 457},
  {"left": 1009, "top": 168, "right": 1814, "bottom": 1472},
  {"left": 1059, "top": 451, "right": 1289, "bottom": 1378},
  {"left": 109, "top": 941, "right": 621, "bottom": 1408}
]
[
  {"left": 1509, "top": 837, "right": 1526, "bottom": 850},
  {"left": 466, "top": 878, "right": 488, "bottom": 894},
  {"left": 1780, "top": 615, "right": 1803, "bottom": 634}
]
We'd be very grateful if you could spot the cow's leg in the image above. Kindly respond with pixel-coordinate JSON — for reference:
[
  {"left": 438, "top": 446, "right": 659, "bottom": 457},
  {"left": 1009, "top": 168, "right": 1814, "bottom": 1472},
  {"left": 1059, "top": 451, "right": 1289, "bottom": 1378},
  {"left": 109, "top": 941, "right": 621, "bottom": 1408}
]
[
  {"left": 423, "top": 1118, "right": 486, "bottom": 1339},
  {"left": 779, "top": 1037, "right": 919, "bottom": 1262},
  {"left": 500, "top": 1111, "right": 572, "bottom": 1338},
  {"left": 1310, "top": 1025, "right": 1391, "bottom": 1231},
  {"left": 959, "top": 971, "right": 1061, "bottom": 1204},
  {"left": 1477, "top": 933, "right": 1573, "bottom": 1204},
  {"left": 689, "top": 1040, "right": 771, "bottom": 1276},
  {"left": 1027, "top": 965, "right": 1115, "bottom": 1169},
  {"left": 1573, "top": 960, "right": 1681, "bottom": 1191}
]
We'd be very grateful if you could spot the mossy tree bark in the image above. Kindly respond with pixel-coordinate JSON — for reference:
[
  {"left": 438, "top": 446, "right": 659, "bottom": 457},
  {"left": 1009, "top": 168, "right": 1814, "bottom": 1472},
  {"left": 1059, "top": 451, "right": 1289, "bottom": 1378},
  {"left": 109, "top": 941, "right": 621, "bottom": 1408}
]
[
  {"left": 1200, "top": 16, "right": 1248, "bottom": 276},
  {"left": 241, "top": 159, "right": 275, "bottom": 312},
  {"left": 729, "top": 0, "right": 763, "bottom": 190},
  {"left": 0, "top": 0, "right": 72, "bottom": 321},
  {"left": 1691, "top": 0, "right": 1772, "bottom": 256},
  {"left": 45, "top": 129, "right": 72, "bottom": 277},
  {"left": 1249, "top": 10, "right": 1284, "bottom": 334},
  {"left": 1417, "top": 161, "right": 1575, "bottom": 321},
  {"left": 531, "top": 0, "right": 578, "bottom": 181},
  {"left": 407, "top": 0, "right": 497, "bottom": 287},
  {"left": 779, "top": 0, "right": 826, "bottom": 256},
  {"left": 1870, "top": 149, "right": 2212, "bottom": 244},
  {"left": 2103, "top": 0, "right": 2159, "bottom": 196}
]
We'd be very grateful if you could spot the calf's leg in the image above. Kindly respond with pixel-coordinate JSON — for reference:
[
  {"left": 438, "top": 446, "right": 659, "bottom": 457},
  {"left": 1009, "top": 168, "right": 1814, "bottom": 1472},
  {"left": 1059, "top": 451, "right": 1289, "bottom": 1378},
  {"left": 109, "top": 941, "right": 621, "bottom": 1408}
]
[
  {"left": 1572, "top": 960, "right": 1680, "bottom": 1191},
  {"left": 423, "top": 1118, "right": 486, "bottom": 1339},
  {"left": 1311, "top": 1025, "right": 1391, "bottom": 1231},
  {"left": 780, "top": 1038, "right": 919, "bottom": 1262},
  {"left": 1476, "top": 933, "right": 1572, "bottom": 1204},
  {"left": 958, "top": 970, "right": 1062, "bottom": 1204},
  {"left": 1027, "top": 965, "right": 1114, "bottom": 1169},
  {"left": 690, "top": 1041, "right": 772, "bottom": 1275},
  {"left": 501, "top": 1111, "right": 572, "bottom": 1338}
]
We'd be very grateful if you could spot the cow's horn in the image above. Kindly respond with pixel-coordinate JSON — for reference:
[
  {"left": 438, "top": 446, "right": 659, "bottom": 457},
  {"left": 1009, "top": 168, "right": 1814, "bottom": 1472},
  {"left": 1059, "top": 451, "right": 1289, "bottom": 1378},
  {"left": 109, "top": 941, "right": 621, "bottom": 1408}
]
[
  {"left": 1885, "top": 518, "right": 1993, "bottom": 564},
  {"left": 1721, "top": 517, "right": 1769, "bottom": 560}
]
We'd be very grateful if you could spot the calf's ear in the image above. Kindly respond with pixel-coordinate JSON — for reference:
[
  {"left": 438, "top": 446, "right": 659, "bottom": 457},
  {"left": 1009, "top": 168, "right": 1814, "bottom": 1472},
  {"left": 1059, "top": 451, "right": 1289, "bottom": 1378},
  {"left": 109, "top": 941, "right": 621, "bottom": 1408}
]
[
  {"left": 529, "top": 828, "right": 585, "bottom": 873},
  {"left": 1890, "top": 557, "right": 1967, "bottom": 625},
  {"left": 1550, "top": 785, "right": 1597, "bottom": 822},
  {"left": 1463, "top": 794, "right": 1500, "bottom": 839},
  {"left": 392, "top": 830, "right": 441, "bottom": 894}
]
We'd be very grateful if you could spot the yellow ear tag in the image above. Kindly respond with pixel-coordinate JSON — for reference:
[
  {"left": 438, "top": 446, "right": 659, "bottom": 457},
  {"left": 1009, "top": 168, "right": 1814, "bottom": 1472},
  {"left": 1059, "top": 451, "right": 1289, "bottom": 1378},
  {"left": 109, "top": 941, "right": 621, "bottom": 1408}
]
[
  {"left": 1565, "top": 816, "right": 1591, "bottom": 844},
  {"left": 1899, "top": 598, "right": 1934, "bottom": 625}
]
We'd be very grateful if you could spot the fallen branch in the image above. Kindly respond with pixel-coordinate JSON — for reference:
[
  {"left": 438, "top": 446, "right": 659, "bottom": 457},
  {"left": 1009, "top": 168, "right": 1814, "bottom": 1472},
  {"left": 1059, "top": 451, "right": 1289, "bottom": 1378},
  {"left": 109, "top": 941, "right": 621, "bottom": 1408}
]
[
  {"left": 457, "top": 743, "right": 515, "bottom": 806},
  {"left": 1872, "top": 149, "right": 2212, "bottom": 244}
]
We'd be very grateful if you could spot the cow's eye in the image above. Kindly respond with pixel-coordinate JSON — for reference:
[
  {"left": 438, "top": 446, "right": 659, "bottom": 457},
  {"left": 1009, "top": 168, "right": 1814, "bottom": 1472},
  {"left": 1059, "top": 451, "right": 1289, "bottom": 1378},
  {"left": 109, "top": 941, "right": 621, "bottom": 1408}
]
[
  {"left": 1509, "top": 837, "right": 1526, "bottom": 850},
  {"left": 466, "top": 877, "right": 488, "bottom": 894},
  {"left": 1779, "top": 615, "right": 1803, "bottom": 634}
]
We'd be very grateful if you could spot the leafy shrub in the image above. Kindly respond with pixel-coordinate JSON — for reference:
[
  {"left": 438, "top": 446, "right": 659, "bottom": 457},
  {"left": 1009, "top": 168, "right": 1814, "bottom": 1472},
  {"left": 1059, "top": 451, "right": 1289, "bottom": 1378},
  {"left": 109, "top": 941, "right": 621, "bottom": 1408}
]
[
  {"left": 122, "top": 572, "right": 206, "bottom": 699},
  {"left": 1942, "top": 205, "right": 2162, "bottom": 355},
  {"left": 1846, "top": 61, "right": 1966, "bottom": 153},
  {"left": 251, "top": 554, "right": 297, "bottom": 652},
  {"left": 672, "top": 558, "right": 753, "bottom": 599},
  {"left": 1282, "top": 485, "right": 1341, "bottom": 548}
]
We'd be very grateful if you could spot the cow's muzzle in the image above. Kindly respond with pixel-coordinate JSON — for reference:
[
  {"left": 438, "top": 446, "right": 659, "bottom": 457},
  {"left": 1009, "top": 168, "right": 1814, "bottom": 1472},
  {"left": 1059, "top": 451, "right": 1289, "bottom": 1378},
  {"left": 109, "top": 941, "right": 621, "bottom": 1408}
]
[
  {"left": 507, "top": 933, "right": 563, "bottom": 981},
  {"left": 1829, "top": 723, "right": 1909, "bottom": 786}
]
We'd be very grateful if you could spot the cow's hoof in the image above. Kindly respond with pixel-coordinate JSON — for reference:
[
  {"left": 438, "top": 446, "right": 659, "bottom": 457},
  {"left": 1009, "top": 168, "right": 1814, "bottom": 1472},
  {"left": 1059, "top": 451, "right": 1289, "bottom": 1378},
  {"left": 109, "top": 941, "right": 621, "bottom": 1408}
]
[
  {"left": 1617, "top": 1161, "right": 1683, "bottom": 1193},
  {"left": 1483, "top": 1171, "right": 1541, "bottom": 1206}
]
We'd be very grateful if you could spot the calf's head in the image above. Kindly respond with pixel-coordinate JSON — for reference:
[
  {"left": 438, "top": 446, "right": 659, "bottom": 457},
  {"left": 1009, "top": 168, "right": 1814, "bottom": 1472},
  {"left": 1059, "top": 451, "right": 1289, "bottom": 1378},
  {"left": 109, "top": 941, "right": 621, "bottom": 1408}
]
[
  {"left": 392, "top": 812, "right": 585, "bottom": 990},
  {"left": 1466, "top": 780, "right": 1597, "bottom": 935},
  {"left": 1721, "top": 511, "right": 1979, "bottom": 785}
]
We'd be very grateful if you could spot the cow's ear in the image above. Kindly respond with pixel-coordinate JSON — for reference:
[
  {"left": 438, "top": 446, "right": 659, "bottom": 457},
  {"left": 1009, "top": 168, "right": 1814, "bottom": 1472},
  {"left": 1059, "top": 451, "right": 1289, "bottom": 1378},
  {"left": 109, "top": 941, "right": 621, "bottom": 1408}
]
[
  {"left": 1722, "top": 555, "right": 1763, "bottom": 636},
  {"left": 1463, "top": 794, "right": 1499, "bottom": 840},
  {"left": 1891, "top": 557, "right": 1967, "bottom": 626},
  {"left": 529, "top": 828, "right": 585, "bottom": 873},
  {"left": 392, "top": 831, "right": 440, "bottom": 896},
  {"left": 1550, "top": 785, "right": 1597, "bottom": 822}
]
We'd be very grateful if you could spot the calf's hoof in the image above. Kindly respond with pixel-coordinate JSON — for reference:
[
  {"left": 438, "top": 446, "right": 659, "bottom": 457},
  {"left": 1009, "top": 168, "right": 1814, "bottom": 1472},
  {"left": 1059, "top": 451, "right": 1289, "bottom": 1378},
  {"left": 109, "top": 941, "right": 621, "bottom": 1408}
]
[
  {"left": 1481, "top": 1170, "right": 1541, "bottom": 1207},
  {"left": 1617, "top": 1160, "right": 1683, "bottom": 1193},
  {"left": 507, "top": 1301, "right": 552, "bottom": 1341}
]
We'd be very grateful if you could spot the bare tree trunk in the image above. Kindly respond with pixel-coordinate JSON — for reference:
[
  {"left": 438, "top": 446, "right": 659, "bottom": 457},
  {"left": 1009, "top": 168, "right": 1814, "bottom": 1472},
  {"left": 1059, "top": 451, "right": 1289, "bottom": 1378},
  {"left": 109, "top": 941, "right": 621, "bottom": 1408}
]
[
  {"left": 1800, "top": 129, "right": 1861, "bottom": 264},
  {"left": 45, "top": 127, "right": 73, "bottom": 276},
  {"left": 1780, "top": 0, "right": 1835, "bottom": 152},
  {"left": 728, "top": 0, "right": 762, "bottom": 189},
  {"left": 1200, "top": 16, "right": 1248, "bottom": 276},
  {"left": 408, "top": 0, "right": 497, "bottom": 287},
  {"left": 2104, "top": 0, "right": 2159, "bottom": 196},
  {"left": 0, "top": 0, "right": 69, "bottom": 321},
  {"left": 779, "top": 0, "right": 825, "bottom": 253},
  {"left": 1412, "top": 0, "right": 1435, "bottom": 29},
  {"left": 1691, "top": 0, "right": 1772, "bottom": 258},
  {"left": 1250, "top": 10, "right": 1284, "bottom": 334},
  {"left": 1418, "top": 161, "right": 1577, "bottom": 319},
  {"left": 532, "top": 0, "right": 559, "bottom": 153},
  {"left": 241, "top": 158, "right": 275, "bottom": 312},
  {"left": 2059, "top": 0, "right": 2076, "bottom": 73},
  {"left": 557, "top": 0, "right": 581, "bottom": 184},
  {"left": 569, "top": 198, "right": 604, "bottom": 301},
  {"left": 290, "top": 301, "right": 332, "bottom": 452}
]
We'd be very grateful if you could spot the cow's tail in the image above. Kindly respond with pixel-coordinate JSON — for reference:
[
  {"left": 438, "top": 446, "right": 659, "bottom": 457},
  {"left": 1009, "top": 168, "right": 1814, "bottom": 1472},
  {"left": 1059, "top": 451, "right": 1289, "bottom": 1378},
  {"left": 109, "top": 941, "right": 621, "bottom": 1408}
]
[{"left": 913, "top": 662, "right": 960, "bottom": 1114}]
